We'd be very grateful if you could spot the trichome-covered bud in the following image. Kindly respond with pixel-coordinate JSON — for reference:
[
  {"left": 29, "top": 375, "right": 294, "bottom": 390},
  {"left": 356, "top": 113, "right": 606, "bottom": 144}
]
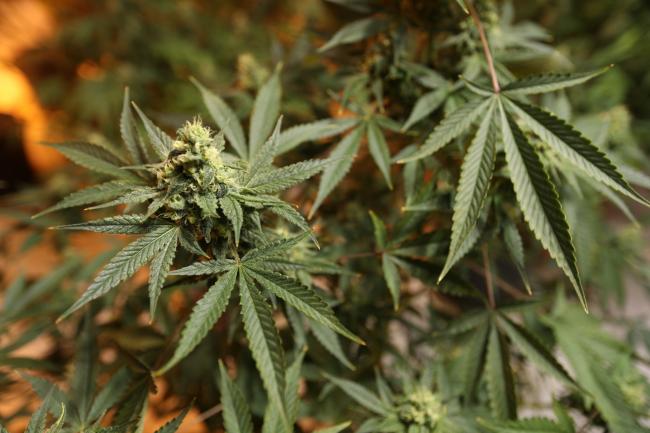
[
  {"left": 397, "top": 388, "right": 445, "bottom": 431},
  {"left": 154, "top": 118, "right": 235, "bottom": 225}
]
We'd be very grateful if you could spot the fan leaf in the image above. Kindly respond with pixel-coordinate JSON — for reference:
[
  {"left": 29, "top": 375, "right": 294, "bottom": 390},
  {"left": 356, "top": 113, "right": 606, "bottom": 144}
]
[
  {"left": 497, "top": 314, "right": 577, "bottom": 389},
  {"left": 310, "top": 126, "right": 364, "bottom": 217},
  {"left": 277, "top": 118, "right": 356, "bottom": 154},
  {"left": 219, "top": 361, "right": 254, "bottom": 433},
  {"left": 58, "top": 225, "right": 179, "bottom": 321},
  {"left": 502, "top": 67, "right": 610, "bottom": 95},
  {"left": 485, "top": 323, "right": 517, "bottom": 419},
  {"left": 56, "top": 215, "right": 153, "bottom": 234},
  {"left": 366, "top": 120, "right": 393, "bottom": 188},
  {"left": 246, "top": 268, "right": 363, "bottom": 344},
  {"left": 191, "top": 78, "right": 247, "bottom": 158},
  {"left": 506, "top": 98, "right": 648, "bottom": 206},
  {"left": 132, "top": 103, "right": 173, "bottom": 161},
  {"left": 399, "top": 97, "right": 491, "bottom": 163},
  {"left": 50, "top": 142, "right": 135, "bottom": 181},
  {"left": 148, "top": 229, "right": 179, "bottom": 319},
  {"left": 156, "top": 268, "right": 237, "bottom": 375},
  {"left": 120, "top": 87, "right": 143, "bottom": 164},
  {"left": 248, "top": 159, "right": 330, "bottom": 194},
  {"left": 498, "top": 100, "right": 585, "bottom": 310},
  {"left": 249, "top": 67, "right": 282, "bottom": 158},
  {"left": 238, "top": 271, "right": 289, "bottom": 432},
  {"left": 381, "top": 254, "right": 401, "bottom": 310},
  {"left": 439, "top": 98, "right": 496, "bottom": 282},
  {"left": 220, "top": 196, "right": 243, "bottom": 246},
  {"left": 325, "top": 374, "right": 389, "bottom": 416},
  {"left": 318, "top": 17, "right": 389, "bottom": 52}
]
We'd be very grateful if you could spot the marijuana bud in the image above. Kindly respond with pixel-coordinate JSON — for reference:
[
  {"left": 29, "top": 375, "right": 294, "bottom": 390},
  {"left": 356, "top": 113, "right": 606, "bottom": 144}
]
[
  {"left": 154, "top": 118, "right": 235, "bottom": 226},
  {"left": 397, "top": 388, "right": 446, "bottom": 431}
]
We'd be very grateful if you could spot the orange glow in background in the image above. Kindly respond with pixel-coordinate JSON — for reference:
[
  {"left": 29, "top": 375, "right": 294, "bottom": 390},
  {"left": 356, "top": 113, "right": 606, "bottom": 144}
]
[{"left": 0, "top": 0, "right": 65, "bottom": 175}]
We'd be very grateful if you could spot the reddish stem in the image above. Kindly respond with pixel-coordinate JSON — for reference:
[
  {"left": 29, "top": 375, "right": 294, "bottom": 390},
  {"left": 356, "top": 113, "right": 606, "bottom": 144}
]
[{"left": 467, "top": 1, "right": 500, "bottom": 93}]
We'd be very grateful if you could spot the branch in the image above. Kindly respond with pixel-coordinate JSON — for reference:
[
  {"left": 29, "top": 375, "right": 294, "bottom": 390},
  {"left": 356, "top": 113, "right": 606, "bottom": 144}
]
[{"left": 467, "top": 1, "right": 500, "bottom": 93}]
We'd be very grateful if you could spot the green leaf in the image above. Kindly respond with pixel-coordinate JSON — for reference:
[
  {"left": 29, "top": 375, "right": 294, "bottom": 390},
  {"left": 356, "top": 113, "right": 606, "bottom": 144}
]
[
  {"left": 552, "top": 402, "right": 576, "bottom": 433},
  {"left": 267, "top": 205, "right": 316, "bottom": 245},
  {"left": 501, "top": 67, "right": 610, "bottom": 95},
  {"left": 314, "top": 422, "right": 352, "bottom": 433},
  {"left": 33, "top": 181, "right": 135, "bottom": 218},
  {"left": 309, "top": 318, "right": 355, "bottom": 370},
  {"left": 459, "top": 320, "right": 489, "bottom": 401},
  {"left": 246, "top": 268, "right": 363, "bottom": 344},
  {"left": 50, "top": 142, "right": 135, "bottom": 181},
  {"left": 248, "top": 117, "right": 283, "bottom": 176},
  {"left": 153, "top": 405, "right": 192, "bottom": 433},
  {"left": 220, "top": 196, "right": 243, "bottom": 245},
  {"left": 366, "top": 120, "right": 393, "bottom": 189},
  {"left": 485, "top": 323, "right": 517, "bottom": 419},
  {"left": 277, "top": 119, "right": 357, "bottom": 154},
  {"left": 45, "top": 404, "right": 65, "bottom": 433},
  {"left": 503, "top": 220, "right": 532, "bottom": 294},
  {"left": 324, "top": 374, "right": 389, "bottom": 416},
  {"left": 21, "top": 375, "right": 69, "bottom": 420},
  {"left": 399, "top": 97, "right": 491, "bottom": 163},
  {"left": 5, "top": 259, "right": 79, "bottom": 317},
  {"left": 71, "top": 320, "right": 97, "bottom": 423},
  {"left": 155, "top": 268, "right": 237, "bottom": 375},
  {"left": 285, "top": 350, "right": 305, "bottom": 425},
  {"left": 88, "top": 368, "right": 131, "bottom": 422},
  {"left": 59, "top": 225, "right": 179, "bottom": 321},
  {"left": 318, "top": 17, "right": 389, "bottom": 52},
  {"left": 238, "top": 271, "right": 289, "bottom": 431},
  {"left": 26, "top": 391, "right": 54, "bottom": 433},
  {"left": 497, "top": 314, "right": 577, "bottom": 389},
  {"left": 498, "top": 100, "right": 585, "bottom": 310},
  {"left": 56, "top": 215, "right": 152, "bottom": 234},
  {"left": 261, "top": 350, "right": 306, "bottom": 433},
  {"left": 192, "top": 78, "right": 247, "bottom": 158},
  {"left": 85, "top": 186, "right": 160, "bottom": 210},
  {"left": 132, "top": 103, "right": 173, "bottom": 161},
  {"left": 249, "top": 67, "right": 282, "bottom": 158},
  {"left": 506, "top": 98, "right": 648, "bottom": 206},
  {"left": 439, "top": 99, "right": 496, "bottom": 282},
  {"left": 402, "top": 88, "right": 447, "bottom": 131},
  {"left": 548, "top": 303, "right": 648, "bottom": 433},
  {"left": 120, "top": 87, "right": 143, "bottom": 164},
  {"left": 219, "top": 361, "right": 254, "bottom": 433},
  {"left": 310, "top": 126, "right": 364, "bottom": 217},
  {"left": 178, "top": 227, "right": 207, "bottom": 256},
  {"left": 462, "top": 77, "right": 494, "bottom": 97},
  {"left": 368, "top": 210, "right": 387, "bottom": 249},
  {"left": 148, "top": 228, "right": 179, "bottom": 319},
  {"left": 381, "top": 254, "right": 401, "bottom": 310},
  {"left": 248, "top": 159, "right": 330, "bottom": 194},
  {"left": 242, "top": 232, "right": 310, "bottom": 263},
  {"left": 169, "top": 259, "right": 235, "bottom": 276},
  {"left": 479, "top": 417, "right": 567, "bottom": 433}
]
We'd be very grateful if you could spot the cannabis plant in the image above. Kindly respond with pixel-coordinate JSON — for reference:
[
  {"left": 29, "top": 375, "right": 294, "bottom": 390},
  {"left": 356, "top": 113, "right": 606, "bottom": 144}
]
[{"left": 2, "top": 1, "right": 650, "bottom": 432}]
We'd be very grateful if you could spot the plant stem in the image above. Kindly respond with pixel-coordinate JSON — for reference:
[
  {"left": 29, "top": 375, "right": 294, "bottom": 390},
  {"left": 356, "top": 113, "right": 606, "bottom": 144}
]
[
  {"left": 467, "top": 1, "right": 500, "bottom": 93},
  {"left": 482, "top": 243, "right": 496, "bottom": 308}
]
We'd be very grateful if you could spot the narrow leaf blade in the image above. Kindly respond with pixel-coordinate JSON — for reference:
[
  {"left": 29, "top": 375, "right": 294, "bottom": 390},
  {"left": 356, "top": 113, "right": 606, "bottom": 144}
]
[
  {"left": 155, "top": 268, "right": 237, "bottom": 375},
  {"left": 498, "top": 100, "right": 586, "bottom": 310}
]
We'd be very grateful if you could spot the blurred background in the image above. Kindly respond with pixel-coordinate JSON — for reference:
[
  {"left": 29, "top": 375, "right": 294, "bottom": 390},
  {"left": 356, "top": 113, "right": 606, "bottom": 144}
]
[{"left": 0, "top": 0, "right": 649, "bottom": 431}]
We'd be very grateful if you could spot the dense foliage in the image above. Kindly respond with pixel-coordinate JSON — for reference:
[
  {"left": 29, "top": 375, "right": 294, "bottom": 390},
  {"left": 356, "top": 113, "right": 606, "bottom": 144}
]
[{"left": 2, "top": 1, "right": 650, "bottom": 432}]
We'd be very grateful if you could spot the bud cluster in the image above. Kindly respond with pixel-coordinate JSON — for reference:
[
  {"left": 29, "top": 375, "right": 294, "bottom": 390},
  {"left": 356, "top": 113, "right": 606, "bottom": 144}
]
[
  {"left": 397, "top": 388, "right": 445, "bottom": 431},
  {"left": 154, "top": 119, "right": 236, "bottom": 226}
]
